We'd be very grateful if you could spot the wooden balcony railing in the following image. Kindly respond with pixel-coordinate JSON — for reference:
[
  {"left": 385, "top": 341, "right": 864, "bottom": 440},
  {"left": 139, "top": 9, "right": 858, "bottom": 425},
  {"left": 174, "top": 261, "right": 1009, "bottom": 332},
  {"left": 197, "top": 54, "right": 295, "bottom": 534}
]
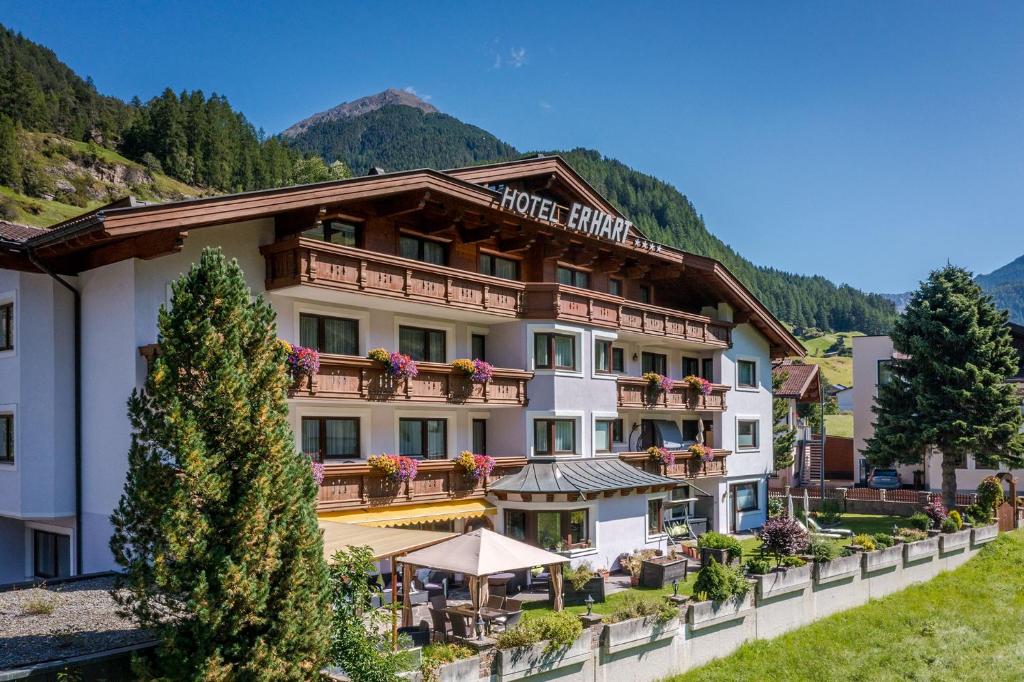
[
  {"left": 620, "top": 450, "right": 730, "bottom": 479},
  {"left": 616, "top": 377, "right": 728, "bottom": 411},
  {"left": 291, "top": 354, "right": 532, "bottom": 406},
  {"left": 261, "top": 238, "right": 525, "bottom": 317},
  {"left": 318, "top": 457, "right": 528, "bottom": 511},
  {"left": 524, "top": 283, "right": 732, "bottom": 347}
]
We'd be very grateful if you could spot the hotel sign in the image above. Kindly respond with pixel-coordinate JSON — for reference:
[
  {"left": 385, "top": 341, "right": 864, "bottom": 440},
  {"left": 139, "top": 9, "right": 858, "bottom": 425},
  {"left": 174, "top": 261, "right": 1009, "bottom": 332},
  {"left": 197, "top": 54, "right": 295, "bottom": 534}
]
[{"left": 498, "top": 187, "right": 632, "bottom": 244}]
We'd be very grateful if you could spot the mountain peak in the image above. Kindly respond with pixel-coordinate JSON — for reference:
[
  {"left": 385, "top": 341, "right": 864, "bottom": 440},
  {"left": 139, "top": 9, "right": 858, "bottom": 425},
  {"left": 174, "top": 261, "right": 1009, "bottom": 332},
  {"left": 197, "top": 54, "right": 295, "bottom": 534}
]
[{"left": 281, "top": 88, "right": 438, "bottom": 138}]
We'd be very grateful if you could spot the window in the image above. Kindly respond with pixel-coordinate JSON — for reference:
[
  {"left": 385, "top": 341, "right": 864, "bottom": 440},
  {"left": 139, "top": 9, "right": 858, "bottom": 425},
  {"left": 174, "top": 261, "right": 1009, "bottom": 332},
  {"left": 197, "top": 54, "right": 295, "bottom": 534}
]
[
  {"left": 642, "top": 352, "right": 667, "bottom": 376},
  {"left": 0, "top": 302, "right": 11, "bottom": 351},
  {"left": 399, "top": 418, "right": 447, "bottom": 459},
  {"left": 647, "top": 498, "right": 665, "bottom": 535},
  {"left": 505, "top": 510, "right": 528, "bottom": 541},
  {"left": 472, "top": 419, "right": 487, "bottom": 454},
  {"left": 302, "top": 417, "right": 359, "bottom": 461},
  {"left": 479, "top": 253, "right": 519, "bottom": 280},
  {"left": 737, "top": 360, "right": 757, "bottom": 388},
  {"left": 534, "top": 419, "right": 576, "bottom": 455},
  {"left": 682, "top": 357, "right": 700, "bottom": 377},
  {"left": 702, "top": 358, "right": 714, "bottom": 381},
  {"left": 535, "top": 333, "right": 575, "bottom": 370},
  {"left": 301, "top": 220, "right": 359, "bottom": 246},
  {"left": 733, "top": 482, "right": 759, "bottom": 512},
  {"left": 299, "top": 313, "right": 358, "bottom": 355},
  {"left": 0, "top": 413, "right": 11, "bottom": 463},
  {"left": 399, "top": 234, "right": 446, "bottom": 265},
  {"left": 471, "top": 334, "right": 486, "bottom": 361},
  {"left": 594, "top": 420, "right": 614, "bottom": 452},
  {"left": 611, "top": 347, "right": 625, "bottom": 373},
  {"left": 517, "top": 509, "right": 589, "bottom": 549},
  {"left": 609, "top": 278, "right": 622, "bottom": 297},
  {"left": 33, "top": 530, "right": 70, "bottom": 579},
  {"left": 639, "top": 285, "right": 651, "bottom": 304},
  {"left": 556, "top": 266, "right": 589, "bottom": 289},
  {"left": 682, "top": 419, "right": 699, "bottom": 442},
  {"left": 399, "top": 326, "right": 446, "bottom": 363},
  {"left": 737, "top": 419, "right": 759, "bottom": 450},
  {"left": 594, "top": 340, "right": 612, "bottom": 373},
  {"left": 878, "top": 359, "right": 894, "bottom": 386}
]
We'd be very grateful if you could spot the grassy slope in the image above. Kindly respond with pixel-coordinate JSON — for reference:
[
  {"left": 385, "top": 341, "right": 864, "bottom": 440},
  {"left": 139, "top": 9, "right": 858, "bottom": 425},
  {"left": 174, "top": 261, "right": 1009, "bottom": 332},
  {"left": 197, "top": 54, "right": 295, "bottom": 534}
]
[
  {"left": 825, "top": 413, "right": 854, "bottom": 438},
  {"left": 795, "top": 331, "right": 863, "bottom": 387},
  {"left": 668, "top": 530, "right": 1024, "bottom": 682}
]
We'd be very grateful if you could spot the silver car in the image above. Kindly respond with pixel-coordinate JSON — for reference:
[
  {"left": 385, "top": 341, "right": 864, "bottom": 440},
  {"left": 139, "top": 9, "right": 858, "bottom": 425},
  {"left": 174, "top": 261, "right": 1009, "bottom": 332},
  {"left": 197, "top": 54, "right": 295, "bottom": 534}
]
[{"left": 867, "top": 468, "right": 902, "bottom": 490}]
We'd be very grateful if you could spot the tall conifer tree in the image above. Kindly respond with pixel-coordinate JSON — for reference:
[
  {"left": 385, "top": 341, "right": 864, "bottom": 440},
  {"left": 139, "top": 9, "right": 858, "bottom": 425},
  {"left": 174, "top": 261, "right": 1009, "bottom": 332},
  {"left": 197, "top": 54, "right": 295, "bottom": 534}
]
[
  {"left": 865, "top": 265, "right": 1023, "bottom": 507},
  {"left": 110, "top": 248, "right": 329, "bottom": 680}
]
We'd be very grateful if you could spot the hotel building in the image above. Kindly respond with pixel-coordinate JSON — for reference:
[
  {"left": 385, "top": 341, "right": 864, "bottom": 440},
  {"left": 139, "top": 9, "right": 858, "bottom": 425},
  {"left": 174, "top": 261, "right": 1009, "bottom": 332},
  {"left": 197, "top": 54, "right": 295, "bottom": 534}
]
[{"left": 0, "top": 156, "right": 802, "bottom": 582}]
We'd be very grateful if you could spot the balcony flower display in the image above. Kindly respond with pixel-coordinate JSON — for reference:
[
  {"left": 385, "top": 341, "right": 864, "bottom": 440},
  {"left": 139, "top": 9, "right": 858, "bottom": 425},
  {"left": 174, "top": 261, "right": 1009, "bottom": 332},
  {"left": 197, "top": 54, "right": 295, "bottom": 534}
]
[
  {"left": 688, "top": 443, "right": 714, "bottom": 463},
  {"left": 367, "top": 453, "right": 419, "bottom": 483},
  {"left": 647, "top": 446, "right": 675, "bottom": 466},
  {"left": 305, "top": 454, "right": 325, "bottom": 486},
  {"left": 281, "top": 340, "right": 319, "bottom": 383},
  {"left": 368, "top": 348, "right": 419, "bottom": 380},
  {"left": 452, "top": 358, "right": 495, "bottom": 383},
  {"left": 454, "top": 450, "right": 496, "bottom": 481},
  {"left": 682, "top": 374, "right": 713, "bottom": 396},
  {"left": 643, "top": 372, "right": 674, "bottom": 392}
]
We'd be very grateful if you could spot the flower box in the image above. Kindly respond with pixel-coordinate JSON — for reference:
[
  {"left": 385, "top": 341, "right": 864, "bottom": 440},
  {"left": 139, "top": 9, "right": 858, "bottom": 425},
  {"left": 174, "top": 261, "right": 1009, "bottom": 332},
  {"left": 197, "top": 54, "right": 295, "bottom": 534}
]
[
  {"left": 861, "top": 544, "right": 903, "bottom": 573},
  {"left": 756, "top": 564, "right": 812, "bottom": 600},
  {"left": 421, "top": 655, "right": 481, "bottom": 682},
  {"left": 550, "top": 575, "right": 606, "bottom": 607},
  {"left": 903, "top": 536, "right": 940, "bottom": 563},
  {"left": 699, "top": 547, "right": 740, "bottom": 568},
  {"left": 972, "top": 524, "right": 998, "bottom": 546},
  {"left": 639, "top": 556, "right": 689, "bottom": 588},
  {"left": 496, "top": 631, "right": 591, "bottom": 681},
  {"left": 601, "top": 615, "right": 680, "bottom": 654},
  {"left": 939, "top": 529, "right": 972, "bottom": 553},
  {"left": 813, "top": 553, "right": 862, "bottom": 584},
  {"left": 687, "top": 592, "right": 755, "bottom": 631}
]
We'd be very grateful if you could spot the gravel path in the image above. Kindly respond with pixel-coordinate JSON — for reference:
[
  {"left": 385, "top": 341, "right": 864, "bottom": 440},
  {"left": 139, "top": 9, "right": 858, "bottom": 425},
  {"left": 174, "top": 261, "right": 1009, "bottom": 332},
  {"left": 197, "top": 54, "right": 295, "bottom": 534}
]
[{"left": 0, "top": 576, "right": 153, "bottom": 670}]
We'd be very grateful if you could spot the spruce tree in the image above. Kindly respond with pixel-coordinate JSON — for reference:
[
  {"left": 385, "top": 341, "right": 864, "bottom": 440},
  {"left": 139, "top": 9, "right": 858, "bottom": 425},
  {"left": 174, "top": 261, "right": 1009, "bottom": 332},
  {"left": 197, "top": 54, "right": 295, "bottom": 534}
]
[
  {"left": 864, "top": 265, "right": 1023, "bottom": 508},
  {"left": 110, "top": 248, "right": 329, "bottom": 680}
]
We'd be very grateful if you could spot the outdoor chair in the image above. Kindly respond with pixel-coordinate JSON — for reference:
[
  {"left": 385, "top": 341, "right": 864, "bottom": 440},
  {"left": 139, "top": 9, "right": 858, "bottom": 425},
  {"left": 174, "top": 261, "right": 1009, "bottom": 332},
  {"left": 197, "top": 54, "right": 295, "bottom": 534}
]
[
  {"left": 429, "top": 594, "right": 448, "bottom": 611},
  {"left": 806, "top": 516, "right": 853, "bottom": 537},
  {"left": 486, "top": 595, "right": 505, "bottom": 610},
  {"left": 415, "top": 569, "right": 448, "bottom": 598},
  {"left": 504, "top": 597, "right": 523, "bottom": 613},
  {"left": 427, "top": 607, "right": 451, "bottom": 643},
  {"left": 490, "top": 582, "right": 507, "bottom": 598},
  {"left": 449, "top": 612, "right": 473, "bottom": 640}
]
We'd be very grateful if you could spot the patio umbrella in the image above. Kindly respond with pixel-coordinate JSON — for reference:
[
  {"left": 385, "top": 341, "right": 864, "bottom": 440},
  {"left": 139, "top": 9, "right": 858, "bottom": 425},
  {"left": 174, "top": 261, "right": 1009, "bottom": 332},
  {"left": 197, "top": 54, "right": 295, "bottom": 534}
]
[
  {"left": 787, "top": 493, "right": 794, "bottom": 519},
  {"left": 696, "top": 418, "right": 705, "bottom": 445},
  {"left": 804, "top": 488, "right": 811, "bottom": 521}
]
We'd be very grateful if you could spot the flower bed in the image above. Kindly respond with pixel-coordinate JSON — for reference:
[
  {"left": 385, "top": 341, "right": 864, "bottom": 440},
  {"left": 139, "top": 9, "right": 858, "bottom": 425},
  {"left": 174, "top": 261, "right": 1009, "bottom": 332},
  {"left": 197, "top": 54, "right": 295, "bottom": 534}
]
[
  {"left": 813, "top": 553, "right": 862, "bottom": 584},
  {"left": 755, "top": 564, "right": 812, "bottom": 599},
  {"left": 903, "top": 536, "right": 940, "bottom": 563},
  {"left": 972, "top": 523, "right": 999, "bottom": 545},
  {"left": 601, "top": 614, "right": 680, "bottom": 654},
  {"left": 939, "top": 529, "right": 972, "bottom": 553},
  {"left": 861, "top": 544, "right": 904, "bottom": 572},
  {"left": 687, "top": 592, "right": 755, "bottom": 631}
]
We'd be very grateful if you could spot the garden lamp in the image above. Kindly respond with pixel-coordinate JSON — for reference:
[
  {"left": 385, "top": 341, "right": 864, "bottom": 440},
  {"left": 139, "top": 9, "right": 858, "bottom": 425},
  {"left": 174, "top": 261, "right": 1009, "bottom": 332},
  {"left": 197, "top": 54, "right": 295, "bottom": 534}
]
[
  {"left": 672, "top": 578, "right": 679, "bottom": 597},
  {"left": 585, "top": 594, "right": 594, "bottom": 616},
  {"left": 476, "top": 614, "right": 484, "bottom": 640}
]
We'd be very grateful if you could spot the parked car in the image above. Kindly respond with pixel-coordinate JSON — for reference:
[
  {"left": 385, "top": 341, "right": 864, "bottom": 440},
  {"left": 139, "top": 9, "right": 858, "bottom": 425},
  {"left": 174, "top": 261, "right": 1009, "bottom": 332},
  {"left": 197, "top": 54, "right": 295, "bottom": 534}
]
[{"left": 867, "top": 468, "right": 902, "bottom": 489}]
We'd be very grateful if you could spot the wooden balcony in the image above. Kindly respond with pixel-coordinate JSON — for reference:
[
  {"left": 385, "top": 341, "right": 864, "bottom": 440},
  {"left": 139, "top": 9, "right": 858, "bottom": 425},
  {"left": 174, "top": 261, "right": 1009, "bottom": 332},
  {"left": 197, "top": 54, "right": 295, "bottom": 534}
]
[
  {"left": 318, "top": 457, "right": 528, "bottom": 511},
  {"left": 620, "top": 450, "right": 730, "bottom": 479},
  {"left": 617, "top": 377, "right": 728, "bottom": 411},
  {"left": 291, "top": 354, "right": 532, "bottom": 406},
  {"left": 524, "top": 283, "right": 732, "bottom": 348},
  {"left": 262, "top": 238, "right": 525, "bottom": 317}
]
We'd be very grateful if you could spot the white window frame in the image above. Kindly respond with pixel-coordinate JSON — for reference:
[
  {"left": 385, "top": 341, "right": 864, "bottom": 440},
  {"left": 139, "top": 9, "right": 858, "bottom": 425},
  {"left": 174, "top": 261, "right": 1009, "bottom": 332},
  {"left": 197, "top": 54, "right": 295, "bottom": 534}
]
[
  {"left": 394, "top": 315, "right": 457, "bottom": 363},
  {"left": 527, "top": 410, "right": 583, "bottom": 458},
  {"left": 645, "top": 492, "right": 670, "bottom": 542},
  {"left": 735, "top": 356, "right": 759, "bottom": 391},
  {"left": 736, "top": 416, "right": 761, "bottom": 452},
  {"left": 591, "top": 330, "right": 619, "bottom": 381},
  {"left": 527, "top": 324, "right": 584, "bottom": 377},
  {"left": 290, "top": 403, "right": 371, "bottom": 461},
  {"left": 0, "top": 290, "right": 15, "bottom": 359},
  {"left": 466, "top": 326, "right": 489, "bottom": 360},
  {"left": 0, "top": 403, "right": 15, "bottom": 470},
  {"left": 495, "top": 498, "right": 599, "bottom": 560},
  {"left": 292, "top": 303, "right": 369, "bottom": 357},
  {"left": 25, "top": 521, "right": 76, "bottom": 579},
  {"left": 393, "top": 409, "right": 455, "bottom": 460}
]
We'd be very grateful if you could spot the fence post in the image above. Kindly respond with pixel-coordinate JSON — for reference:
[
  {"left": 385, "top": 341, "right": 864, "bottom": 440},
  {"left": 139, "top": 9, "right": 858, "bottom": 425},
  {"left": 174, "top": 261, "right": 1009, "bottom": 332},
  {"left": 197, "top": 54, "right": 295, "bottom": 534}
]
[
  {"left": 879, "top": 489, "right": 886, "bottom": 503},
  {"left": 917, "top": 491, "right": 932, "bottom": 506},
  {"left": 836, "top": 487, "right": 848, "bottom": 513}
]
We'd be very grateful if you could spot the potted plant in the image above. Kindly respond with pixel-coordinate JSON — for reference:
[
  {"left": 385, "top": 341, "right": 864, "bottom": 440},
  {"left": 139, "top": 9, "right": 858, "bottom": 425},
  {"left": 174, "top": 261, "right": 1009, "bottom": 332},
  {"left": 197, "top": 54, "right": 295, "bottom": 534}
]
[
  {"left": 367, "top": 453, "right": 419, "bottom": 483},
  {"left": 453, "top": 451, "right": 495, "bottom": 482},
  {"left": 647, "top": 446, "right": 674, "bottom": 468},
  {"left": 639, "top": 551, "right": 689, "bottom": 588},
  {"left": 551, "top": 561, "right": 605, "bottom": 606},
  {"left": 697, "top": 532, "right": 742, "bottom": 567},
  {"left": 281, "top": 340, "right": 319, "bottom": 390},
  {"left": 368, "top": 347, "right": 419, "bottom": 380},
  {"left": 688, "top": 559, "right": 754, "bottom": 631}
]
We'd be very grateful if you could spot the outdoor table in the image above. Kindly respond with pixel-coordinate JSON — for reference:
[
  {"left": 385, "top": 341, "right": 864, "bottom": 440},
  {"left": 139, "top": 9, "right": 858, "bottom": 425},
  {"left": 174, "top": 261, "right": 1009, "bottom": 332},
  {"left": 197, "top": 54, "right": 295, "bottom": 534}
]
[
  {"left": 487, "top": 572, "right": 517, "bottom": 593},
  {"left": 445, "top": 605, "right": 508, "bottom": 634}
]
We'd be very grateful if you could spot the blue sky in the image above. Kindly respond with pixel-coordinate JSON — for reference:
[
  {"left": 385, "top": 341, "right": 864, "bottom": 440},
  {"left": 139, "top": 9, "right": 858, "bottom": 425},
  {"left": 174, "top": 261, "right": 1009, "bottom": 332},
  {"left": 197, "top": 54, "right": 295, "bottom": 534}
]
[{"left": 5, "top": 1, "right": 1023, "bottom": 293}]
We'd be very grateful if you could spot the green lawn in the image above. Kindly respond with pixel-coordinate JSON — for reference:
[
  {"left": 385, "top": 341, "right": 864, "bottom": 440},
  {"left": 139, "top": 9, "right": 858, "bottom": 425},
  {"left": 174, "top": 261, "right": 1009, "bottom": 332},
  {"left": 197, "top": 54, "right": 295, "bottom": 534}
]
[
  {"left": 795, "top": 331, "right": 862, "bottom": 386},
  {"left": 666, "top": 530, "right": 1024, "bottom": 681},
  {"left": 825, "top": 412, "right": 854, "bottom": 438}
]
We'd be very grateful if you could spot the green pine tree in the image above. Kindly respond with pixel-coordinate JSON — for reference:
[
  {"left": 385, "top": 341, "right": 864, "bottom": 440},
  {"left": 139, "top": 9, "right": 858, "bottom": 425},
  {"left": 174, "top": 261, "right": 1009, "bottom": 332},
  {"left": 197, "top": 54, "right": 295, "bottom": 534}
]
[
  {"left": 773, "top": 372, "right": 797, "bottom": 470},
  {"left": 864, "top": 265, "right": 1024, "bottom": 507},
  {"left": 110, "top": 247, "right": 329, "bottom": 680}
]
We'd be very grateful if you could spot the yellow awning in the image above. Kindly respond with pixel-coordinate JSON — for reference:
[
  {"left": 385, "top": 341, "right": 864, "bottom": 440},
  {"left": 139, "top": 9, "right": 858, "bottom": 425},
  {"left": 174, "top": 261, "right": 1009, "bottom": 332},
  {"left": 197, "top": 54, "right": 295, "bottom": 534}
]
[
  {"left": 319, "top": 499, "right": 495, "bottom": 528},
  {"left": 319, "top": 521, "right": 455, "bottom": 560}
]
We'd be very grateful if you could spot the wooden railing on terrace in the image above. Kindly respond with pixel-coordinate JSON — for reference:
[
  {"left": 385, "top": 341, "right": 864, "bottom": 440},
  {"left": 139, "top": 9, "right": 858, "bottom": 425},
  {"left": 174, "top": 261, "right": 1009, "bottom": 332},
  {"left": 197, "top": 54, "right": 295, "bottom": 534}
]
[
  {"left": 318, "top": 457, "right": 528, "bottom": 511},
  {"left": 616, "top": 377, "right": 728, "bottom": 411},
  {"left": 619, "top": 450, "right": 730, "bottom": 479},
  {"left": 292, "top": 354, "right": 532, "bottom": 406}
]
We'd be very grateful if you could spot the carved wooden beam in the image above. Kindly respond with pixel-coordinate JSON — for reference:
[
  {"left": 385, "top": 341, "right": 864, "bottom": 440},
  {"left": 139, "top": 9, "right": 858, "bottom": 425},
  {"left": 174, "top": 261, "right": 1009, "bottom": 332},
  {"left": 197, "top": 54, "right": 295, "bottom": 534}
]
[
  {"left": 457, "top": 223, "right": 502, "bottom": 244},
  {"left": 497, "top": 233, "right": 538, "bottom": 253}
]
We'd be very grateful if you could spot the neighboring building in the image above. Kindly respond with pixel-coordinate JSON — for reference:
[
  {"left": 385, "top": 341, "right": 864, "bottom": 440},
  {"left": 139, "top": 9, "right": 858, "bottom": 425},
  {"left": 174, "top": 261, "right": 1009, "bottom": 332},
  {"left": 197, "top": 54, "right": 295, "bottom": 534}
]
[
  {"left": 829, "top": 384, "right": 854, "bottom": 412},
  {"left": 0, "top": 156, "right": 802, "bottom": 583},
  {"left": 771, "top": 360, "right": 822, "bottom": 486},
  {"left": 852, "top": 326, "right": 1024, "bottom": 489}
]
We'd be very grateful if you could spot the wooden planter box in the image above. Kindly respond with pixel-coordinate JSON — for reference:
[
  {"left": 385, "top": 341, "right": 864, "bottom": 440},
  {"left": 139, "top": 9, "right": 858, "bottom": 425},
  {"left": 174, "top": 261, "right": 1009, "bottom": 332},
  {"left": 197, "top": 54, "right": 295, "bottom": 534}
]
[
  {"left": 699, "top": 547, "right": 740, "bottom": 568},
  {"left": 601, "top": 615, "right": 680, "bottom": 654},
  {"left": 903, "top": 537, "right": 940, "bottom": 563},
  {"left": 639, "top": 556, "right": 689, "bottom": 588},
  {"left": 972, "top": 524, "right": 998, "bottom": 546},
  {"left": 861, "top": 544, "right": 903, "bottom": 573},
  {"left": 813, "top": 553, "right": 862, "bottom": 584},
  {"left": 939, "top": 529, "right": 972, "bottom": 553},
  {"left": 496, "top": 631, "right": 591, "bottom": 681},
  {"left": 755, "top": 564, "right": 812, "bottom": 600},
  {"left": 687, "top": 592, "right": 755, "bottom": 631},
  {"left": 551, "top": 576, "right": 606, "bottom": 606}
]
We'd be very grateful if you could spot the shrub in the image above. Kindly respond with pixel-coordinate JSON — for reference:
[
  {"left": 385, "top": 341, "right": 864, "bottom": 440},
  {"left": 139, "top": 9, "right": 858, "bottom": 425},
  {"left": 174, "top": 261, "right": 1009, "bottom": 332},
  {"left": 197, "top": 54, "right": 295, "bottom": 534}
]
[
  {"left": 606, "top": 592, "right": 677, "bottom": 624},
  {"left": 780, "top": 556, "right": 806, "bottom": 568},
  {"left": 963, "top": 503, "right": 989, "bottom": 526},
  {"left": 697, "top": 532, "right": 743, "bottom": 561},
  {"left": 817, "top": 498, "right": 844, "bottom": 526},
  {"left": 495, "top": 611, "right": 583, "bottom": 653},
  {"left": 21, "top": 593, "right": 56, "bottom": 616},
  {"left": 767, "top": 497, "right": 784, "bottom": 518},
  {"left": 872, "top": 533, "right": 896, "bottom": 549},
  {"left": 908, "top": 512, "right": 931, "bottom": 531},
  {"left": 896, "top": 527, "right": 929, "bottom": 543},
  {"left": 808, "top": 537, "right": 839, "bottom": 563},
  {"left": 977, "top": 477, "right": 1004, "bottom": 516},
  {"left": 421, "top": 643, "right": 473, "bottom": 682},
  {"left": 923, "top": 497, "right": 948, "bottom": 528},
  {"left": 564, "top": 561, "right": 596, "bottom": 592},
  {"left": 694, "top": 558, "right": 749, "bottom": 602},
  {"left": 757, "top": 517, "right": 809, "bottom": 564},
  {"left": 941, "top": 517, "right": 960, "bottom": 533},
  {"left": 852, "top": 534, "right": 877, "bottom": 551},
  {"left": 619, "top": 549, "right": 657, "bottom": 578},
  {"left": 948, "top": 510, "right": 963, "bottom": 530},
  {"left": 744, "top": 556, "right": 773, "bottom": 575}
]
